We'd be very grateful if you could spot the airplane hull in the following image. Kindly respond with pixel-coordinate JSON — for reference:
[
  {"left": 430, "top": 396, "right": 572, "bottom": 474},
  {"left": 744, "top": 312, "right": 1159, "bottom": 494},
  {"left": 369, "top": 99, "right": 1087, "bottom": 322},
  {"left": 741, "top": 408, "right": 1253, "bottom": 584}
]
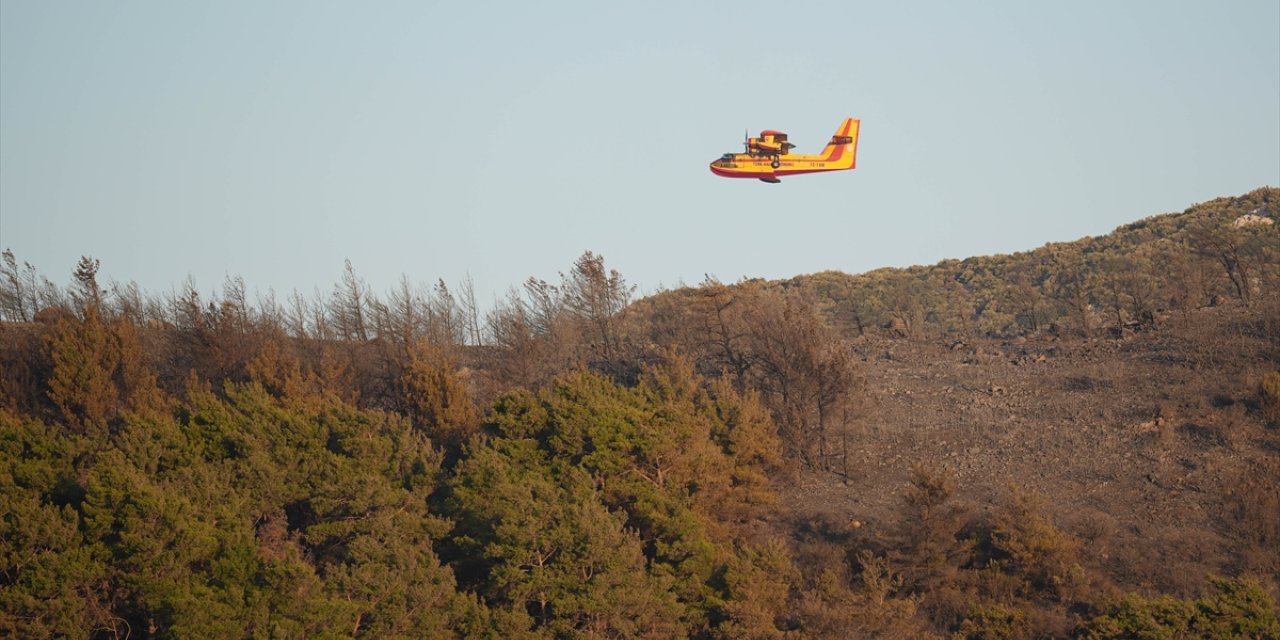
[{"left": 708, "top": 154, "right": 851, "bottom": 182}]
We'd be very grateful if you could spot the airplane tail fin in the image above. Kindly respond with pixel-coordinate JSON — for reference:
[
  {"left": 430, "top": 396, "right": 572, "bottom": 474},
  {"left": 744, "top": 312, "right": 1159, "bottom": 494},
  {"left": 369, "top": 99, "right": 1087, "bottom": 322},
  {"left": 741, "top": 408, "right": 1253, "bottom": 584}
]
[{"left": 821, "top": 117, "right": 860, "bottom": 168}]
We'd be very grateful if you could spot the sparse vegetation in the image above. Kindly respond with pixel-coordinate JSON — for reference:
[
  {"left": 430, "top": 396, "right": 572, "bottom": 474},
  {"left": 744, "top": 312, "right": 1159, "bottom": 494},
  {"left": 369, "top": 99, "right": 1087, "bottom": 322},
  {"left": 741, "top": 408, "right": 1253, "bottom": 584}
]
[{"left": 1260, "top": 371, "right": 1280, "bottom": 425}]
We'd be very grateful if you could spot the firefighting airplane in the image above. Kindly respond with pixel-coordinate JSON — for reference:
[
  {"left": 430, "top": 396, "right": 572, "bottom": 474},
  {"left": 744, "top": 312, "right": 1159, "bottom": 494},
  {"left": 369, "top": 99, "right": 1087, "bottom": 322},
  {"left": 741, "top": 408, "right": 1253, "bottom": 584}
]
[{"left": 709, "top": 117, "right": 860, "bottom": 183}]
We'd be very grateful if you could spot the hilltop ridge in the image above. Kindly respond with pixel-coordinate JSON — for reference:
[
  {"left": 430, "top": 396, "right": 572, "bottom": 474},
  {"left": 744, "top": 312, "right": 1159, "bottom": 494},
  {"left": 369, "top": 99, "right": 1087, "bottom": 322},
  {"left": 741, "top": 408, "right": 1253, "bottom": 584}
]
[{"left": 775, "top": 186, "right": 1278, "bottom": 339}]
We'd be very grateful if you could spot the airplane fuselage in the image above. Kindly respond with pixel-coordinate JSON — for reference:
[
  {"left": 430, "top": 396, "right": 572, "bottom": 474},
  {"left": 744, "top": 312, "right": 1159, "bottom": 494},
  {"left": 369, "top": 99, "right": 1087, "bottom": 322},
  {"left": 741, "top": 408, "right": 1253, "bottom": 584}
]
[{"left": 709, "top": 152, "right": 847, "bottom": 179}]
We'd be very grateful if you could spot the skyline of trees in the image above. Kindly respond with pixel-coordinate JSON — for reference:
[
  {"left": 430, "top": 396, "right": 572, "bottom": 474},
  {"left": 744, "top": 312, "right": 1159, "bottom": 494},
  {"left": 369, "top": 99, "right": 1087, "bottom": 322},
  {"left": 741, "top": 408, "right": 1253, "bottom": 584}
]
[{"left": 4, "top": 189, "right": 1276, "bottom": 345}]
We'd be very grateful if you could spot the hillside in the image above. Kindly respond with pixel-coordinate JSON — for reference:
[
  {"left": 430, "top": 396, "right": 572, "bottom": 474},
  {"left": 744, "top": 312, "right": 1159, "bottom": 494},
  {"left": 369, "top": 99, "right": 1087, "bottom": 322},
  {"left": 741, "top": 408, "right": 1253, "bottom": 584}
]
[
  {"left": 2, "top": 188, "right": 1278, "bottom": 638},
  {"left": 787, "top": 294, "right": 1279, "bottom": 596}
]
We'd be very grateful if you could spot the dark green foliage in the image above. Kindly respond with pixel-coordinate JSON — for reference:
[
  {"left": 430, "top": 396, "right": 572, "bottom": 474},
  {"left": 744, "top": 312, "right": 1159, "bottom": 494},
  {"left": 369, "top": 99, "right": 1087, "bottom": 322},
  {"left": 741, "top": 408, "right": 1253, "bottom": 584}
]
[
  {"left": 0, "top": 379, "right": 495, "bottom": 638},
  {"left": 0, "top": 411, "right": 111, "bottom": 637},
  {"left": 446, "top": 436, "right": 682, "bottom": 637},
  {"left": 442, "top": 360, "right": 794, "bottom": 637},
  {"left": 1082, "top": 576, "right": 1280, "bottom": 639},
  {"left": 3, "top": 334, "right": 800, "bottom": 637}
]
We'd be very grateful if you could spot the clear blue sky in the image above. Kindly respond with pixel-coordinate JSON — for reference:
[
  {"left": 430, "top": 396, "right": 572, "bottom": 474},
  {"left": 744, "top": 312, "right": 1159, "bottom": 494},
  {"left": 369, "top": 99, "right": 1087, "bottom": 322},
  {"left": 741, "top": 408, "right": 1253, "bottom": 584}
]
[{"left": 3, "top": 1, "right": 1278, "bottom": 306}]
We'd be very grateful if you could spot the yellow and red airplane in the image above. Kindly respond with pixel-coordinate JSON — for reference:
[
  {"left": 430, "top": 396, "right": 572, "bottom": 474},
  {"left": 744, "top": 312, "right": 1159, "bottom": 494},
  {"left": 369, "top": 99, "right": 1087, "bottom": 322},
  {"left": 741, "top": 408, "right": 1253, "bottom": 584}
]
[{"left": 709, "top": 117, "right": 860, "bottom": 184}]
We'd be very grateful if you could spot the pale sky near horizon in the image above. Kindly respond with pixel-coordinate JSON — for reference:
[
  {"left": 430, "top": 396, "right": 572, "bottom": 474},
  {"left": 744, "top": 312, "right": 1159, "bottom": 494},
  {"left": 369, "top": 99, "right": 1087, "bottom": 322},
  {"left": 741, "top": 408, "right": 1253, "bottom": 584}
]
[{"left": 2, "top": 1, "right": 1278, "bottom": 307}]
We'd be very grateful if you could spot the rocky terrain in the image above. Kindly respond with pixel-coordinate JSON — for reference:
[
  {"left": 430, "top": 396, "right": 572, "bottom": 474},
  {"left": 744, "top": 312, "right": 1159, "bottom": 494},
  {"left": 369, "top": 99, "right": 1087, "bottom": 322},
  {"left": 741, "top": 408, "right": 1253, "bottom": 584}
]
[{"left": 787, "top": 293, "right": 1280, "bottom": 595}]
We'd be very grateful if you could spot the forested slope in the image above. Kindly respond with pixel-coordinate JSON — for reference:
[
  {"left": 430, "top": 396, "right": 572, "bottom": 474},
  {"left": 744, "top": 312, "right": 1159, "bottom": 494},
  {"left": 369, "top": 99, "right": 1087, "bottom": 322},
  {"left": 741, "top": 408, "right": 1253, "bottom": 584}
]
[{"left": 2, "top": 188, "right": 1278, "bottom": 638}]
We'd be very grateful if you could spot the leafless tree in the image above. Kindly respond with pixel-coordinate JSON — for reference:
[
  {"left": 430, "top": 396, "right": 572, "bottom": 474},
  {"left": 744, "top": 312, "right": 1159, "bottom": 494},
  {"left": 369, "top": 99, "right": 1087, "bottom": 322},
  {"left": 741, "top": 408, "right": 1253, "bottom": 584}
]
[
  {"left": 332, "top": 259, "right": 371, "bottom": 341},
  {"left": 71, "top": 256, "right": 104, "bottom": 317},
  {"left": 459, "top": 273, "right": 484, "bottom": 346},
  {"left": 563, "top": 251, "right": 634, "bottom": 361}
]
